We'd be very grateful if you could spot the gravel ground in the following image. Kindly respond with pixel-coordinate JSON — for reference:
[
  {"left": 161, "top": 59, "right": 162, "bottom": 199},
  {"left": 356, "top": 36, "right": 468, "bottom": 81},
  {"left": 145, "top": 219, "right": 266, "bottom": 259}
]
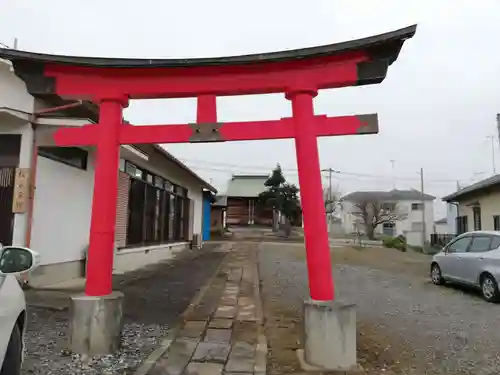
[
  {"left": 258, "top": 243, "right": 500, "bottom": 375},
  {"left": 22, "top": 245, "right": 225, "bottom": 375}
]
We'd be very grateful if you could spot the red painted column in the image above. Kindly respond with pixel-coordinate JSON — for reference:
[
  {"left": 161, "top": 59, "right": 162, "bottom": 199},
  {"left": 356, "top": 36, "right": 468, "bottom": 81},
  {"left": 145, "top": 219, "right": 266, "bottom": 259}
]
[
  {"left": 85, "top": 98, "right": 127, "bottom": 296},
  {"left": 287, "top": 89, "right": 334, "bottom": 301}
]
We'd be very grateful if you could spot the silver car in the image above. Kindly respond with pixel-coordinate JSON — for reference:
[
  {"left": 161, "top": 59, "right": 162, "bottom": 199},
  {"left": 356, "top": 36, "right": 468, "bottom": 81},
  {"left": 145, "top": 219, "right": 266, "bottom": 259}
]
[{"left": 430, "top": 231, "right": 500, "bottom": 302}]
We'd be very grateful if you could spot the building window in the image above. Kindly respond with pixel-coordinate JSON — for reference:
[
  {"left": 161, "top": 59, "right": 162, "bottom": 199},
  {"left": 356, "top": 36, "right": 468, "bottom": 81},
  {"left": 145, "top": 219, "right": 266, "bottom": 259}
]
[
  {"left": 411, "top": 203, "right": 423, "bottom": 211},
  {"left": 125, "top": 161, "right": 143, "bottom": 179},
  {"left": 125, "top": 166, "right": 191, "bottom": 247},
  {"left": 38, "top": 146, "right": 88, "bottom": 170},
  {"left": 494, "top": 215, "right": 500, "bottom": 231},
  {"left": 154, "top": 176, "right": 164, "bottom": 188},
  {"left": 456, "top": 216, "right": 468, "bottom": 235},
  {"left": 381, "top": 203, "right": 396, "bottom": 212}
]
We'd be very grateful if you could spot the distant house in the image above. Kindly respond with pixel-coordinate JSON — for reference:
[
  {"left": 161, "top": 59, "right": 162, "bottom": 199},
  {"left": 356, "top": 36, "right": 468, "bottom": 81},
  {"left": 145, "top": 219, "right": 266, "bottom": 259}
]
[
  {"left": 442, "top": 174, "right": 500, "bottom": 234},
  {"left": 340, "top": 189, "right": 435, "bottom": 244},
  {"left": 211, "top": 195, "right": 227, "bottom": 232},
  {"left": 225, "top": 175, "right": 273, "bottom": 226},
  {"left": 434, "top": 218, "right": 449, "bottom": 234}
]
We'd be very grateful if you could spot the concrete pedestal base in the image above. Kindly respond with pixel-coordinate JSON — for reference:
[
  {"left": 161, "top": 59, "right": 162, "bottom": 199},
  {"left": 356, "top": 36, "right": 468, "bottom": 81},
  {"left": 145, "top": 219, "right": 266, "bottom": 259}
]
[
  {"left": 69, "top": 291, "right": 124, "bottom": 356},
  {"left": 303, "top": 299, "right": 357, "bottom": 371}
]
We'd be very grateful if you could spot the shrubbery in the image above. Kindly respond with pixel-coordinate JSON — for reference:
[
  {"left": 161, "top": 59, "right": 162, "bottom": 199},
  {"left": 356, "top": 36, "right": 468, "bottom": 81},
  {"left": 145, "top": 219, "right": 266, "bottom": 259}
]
[{"left": 382, "top": 235, "right": 406, "bottom": 251}]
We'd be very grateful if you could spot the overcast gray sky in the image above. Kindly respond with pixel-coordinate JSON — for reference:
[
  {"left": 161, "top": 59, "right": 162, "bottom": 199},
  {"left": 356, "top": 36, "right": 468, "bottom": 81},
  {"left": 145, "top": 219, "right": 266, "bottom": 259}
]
[{"left": 2, "top": 0, "right": 500, "bottom": 217}]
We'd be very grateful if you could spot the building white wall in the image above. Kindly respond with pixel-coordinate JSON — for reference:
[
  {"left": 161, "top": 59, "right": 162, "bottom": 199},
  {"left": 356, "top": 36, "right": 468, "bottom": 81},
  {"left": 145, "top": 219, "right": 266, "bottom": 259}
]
[
  {"left": 0, "top": 61, "right": 34, "bottom": 114},
  {"left": 341, "top": 199, "right": 435, "bottom": 239},
  {"left": 446, "top": 203, "right": 458, "bottom": 234},
  {"left": 434, "top": 222, "right": 449, "bottom": 234},
  {"left": 30, "top": 154, "right": 95, "bottom": 265}
]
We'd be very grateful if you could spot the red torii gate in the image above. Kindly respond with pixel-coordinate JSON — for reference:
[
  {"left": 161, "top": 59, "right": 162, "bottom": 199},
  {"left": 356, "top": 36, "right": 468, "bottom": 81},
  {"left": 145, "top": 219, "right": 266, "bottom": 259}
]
[{"left": 1, "top": 26, "right": 415, "bottom": 304}]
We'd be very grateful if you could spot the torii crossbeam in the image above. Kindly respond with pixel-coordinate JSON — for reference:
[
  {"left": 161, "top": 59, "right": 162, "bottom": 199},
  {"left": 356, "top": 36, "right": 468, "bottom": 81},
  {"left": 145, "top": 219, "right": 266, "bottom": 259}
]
[{"left": 1, "top": 25, "right": 416, "bottom": 304}]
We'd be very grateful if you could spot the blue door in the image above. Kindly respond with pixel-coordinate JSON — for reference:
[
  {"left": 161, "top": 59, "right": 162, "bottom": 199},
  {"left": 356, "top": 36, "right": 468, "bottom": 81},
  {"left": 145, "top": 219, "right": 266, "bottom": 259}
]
[{"left": 202, "top": 197, "right": 211, "bottom": 241}]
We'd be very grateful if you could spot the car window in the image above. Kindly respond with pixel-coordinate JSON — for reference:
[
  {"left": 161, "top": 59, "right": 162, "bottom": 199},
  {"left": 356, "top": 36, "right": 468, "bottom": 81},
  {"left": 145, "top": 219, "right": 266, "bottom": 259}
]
[
  {"left": 447, "top": 236, "right": 472, "bottom": 253},
  {"left": 469, "top": 236, "right": 492, "bottom": 253},
  {"left": 490, "top": 236, "right": 500, "bottom": 250}
]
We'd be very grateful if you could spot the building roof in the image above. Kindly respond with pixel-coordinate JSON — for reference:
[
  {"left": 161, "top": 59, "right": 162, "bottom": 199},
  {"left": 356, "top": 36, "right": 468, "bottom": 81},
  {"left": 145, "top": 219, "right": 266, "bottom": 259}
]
[
  {"left": 342, "top": 189, "right": 435, "bottom": 202},
  {"left": 225, "top": 175, "right": 269, "bottom": 198},
  {"left": 213, "top": 195, "right": 228, "bottom": 207},
  {"left": 151, "top": 145, "right": 217, "bottom": 193},
  {"left": 442, "top": 174, "right": 500, "bottom": 202},
  {"left": 435, "top": 217, "right": 447, "bottom": 225}
]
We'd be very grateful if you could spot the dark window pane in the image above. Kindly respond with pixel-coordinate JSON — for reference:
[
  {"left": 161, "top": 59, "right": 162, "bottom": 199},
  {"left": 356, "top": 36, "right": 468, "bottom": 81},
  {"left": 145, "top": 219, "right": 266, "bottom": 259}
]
[
  {"left": 494, "top": 215, "right": 500, "bottom": 231},
  {"left": 469, "top": 236, "right": 492, "bottom": 253},
  {"left": 127, "top": 179, "right": 146, "bottom": 245},
  {"left": 448, "top": 236, "right": 471, "bottom": 253},
  {"left": 491, "top": 236, "right": 500, "bottom": 249}
]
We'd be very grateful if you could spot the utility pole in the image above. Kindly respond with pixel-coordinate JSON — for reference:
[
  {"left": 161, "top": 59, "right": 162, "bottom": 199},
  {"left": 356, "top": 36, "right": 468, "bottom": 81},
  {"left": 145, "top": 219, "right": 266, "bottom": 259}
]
[
  {"left": 321, "top": 168, "right": 335, "bottom": 234},
  {"left": 486, "top": 135, "right": 497, "bottom": 175},
  {"left": 390, "top": 160, "right": 396, "bottom": 189},
  {"left": 420, "top": 167, "right": 427, "bottom": 252}
]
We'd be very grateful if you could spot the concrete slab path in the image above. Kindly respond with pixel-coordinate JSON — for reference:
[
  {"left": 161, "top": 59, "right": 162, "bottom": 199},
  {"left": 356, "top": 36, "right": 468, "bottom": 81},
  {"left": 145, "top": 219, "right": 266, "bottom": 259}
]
[{"left": 139, "top": 242, "right": 267, "bottom": 375}]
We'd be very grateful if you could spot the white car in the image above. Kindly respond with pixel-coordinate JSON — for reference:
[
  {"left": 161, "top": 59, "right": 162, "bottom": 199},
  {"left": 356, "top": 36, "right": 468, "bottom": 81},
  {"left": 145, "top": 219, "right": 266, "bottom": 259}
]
[{"left": 0, "top": 245, "right": 39, "bottom": 375}]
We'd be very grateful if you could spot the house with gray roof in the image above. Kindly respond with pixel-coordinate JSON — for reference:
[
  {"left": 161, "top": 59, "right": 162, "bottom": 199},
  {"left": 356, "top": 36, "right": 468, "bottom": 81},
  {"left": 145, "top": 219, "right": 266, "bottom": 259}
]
[
  {"left": 442, "top": 174, "right": 500, "bottom": 234},
  {"left": 340, "top": 189, "right": 435, "bottom": 242},
  {"left": 224, "top": 174, "right": 273, "bottom": 226}
]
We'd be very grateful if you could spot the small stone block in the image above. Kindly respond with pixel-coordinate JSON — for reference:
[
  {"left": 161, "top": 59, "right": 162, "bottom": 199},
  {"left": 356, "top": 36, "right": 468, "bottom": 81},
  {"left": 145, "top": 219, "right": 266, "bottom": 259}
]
[
  {"left": 225, "top": 341, "right": 255, "bottom": 373},
  {"left": 158, "top": 338, "right": 198, "bottom": 375},
  {"left": 254, "top": 334, "right": 267, "bottom": 373},
  {"left": 204, "top": 329, "right": 231, "bottom": 344},
  {"left": 225, "top": 357, "right": 255, "bottom": 373},
  {"left": 181, "top": 321, "right": 207, "bottom": 339},
  {"left": 192, "top": 342, "right": 231, "bottom": 363},
  {"left": 214, "top": 306, "right": 236, "bottom": 319},
  {"left": 185, "top": 362, "right": 223, "bottom": 375},
  {"left": 209, "top": 319, "right": 233, "bottom": 329},
  {"left": 220, "top": 296, "right": 237, "bottom": 306}
]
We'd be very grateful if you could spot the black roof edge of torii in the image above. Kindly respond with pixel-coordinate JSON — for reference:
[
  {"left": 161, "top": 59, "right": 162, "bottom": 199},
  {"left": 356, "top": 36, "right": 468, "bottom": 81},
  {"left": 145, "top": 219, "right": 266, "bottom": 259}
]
[{"left": 0, "top": 25, "right": 416, "bottom": 69}]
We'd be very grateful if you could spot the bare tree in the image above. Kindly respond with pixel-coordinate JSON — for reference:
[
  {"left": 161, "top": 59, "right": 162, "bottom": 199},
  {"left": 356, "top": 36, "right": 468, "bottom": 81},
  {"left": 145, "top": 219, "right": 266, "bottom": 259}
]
[{"left": 350, "top": 200, "right": 407, "bottom": 240}]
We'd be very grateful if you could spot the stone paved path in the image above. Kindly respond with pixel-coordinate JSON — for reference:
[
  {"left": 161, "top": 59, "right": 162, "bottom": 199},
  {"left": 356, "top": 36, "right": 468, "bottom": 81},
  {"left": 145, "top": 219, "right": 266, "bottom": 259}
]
[{"left": 142, "top": 242, "right": 266, "bottom": 375}]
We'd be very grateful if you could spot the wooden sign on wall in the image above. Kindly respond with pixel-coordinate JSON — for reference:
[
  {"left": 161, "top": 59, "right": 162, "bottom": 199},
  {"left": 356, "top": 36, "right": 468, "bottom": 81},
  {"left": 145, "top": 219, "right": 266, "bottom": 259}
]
[{"left": 12, "top": 168, "right": 30, "bottom": 214}]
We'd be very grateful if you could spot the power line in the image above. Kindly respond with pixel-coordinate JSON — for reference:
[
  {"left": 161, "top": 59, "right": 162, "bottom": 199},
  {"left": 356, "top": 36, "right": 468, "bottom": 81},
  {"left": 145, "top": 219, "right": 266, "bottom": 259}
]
[{"left": 177, "top": 157, "right": 463, "bottom": 184}]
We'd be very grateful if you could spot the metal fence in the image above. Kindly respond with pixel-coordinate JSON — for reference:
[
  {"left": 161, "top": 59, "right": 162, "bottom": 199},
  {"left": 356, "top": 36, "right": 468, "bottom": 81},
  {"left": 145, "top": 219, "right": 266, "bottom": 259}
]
[
  {"left": 0, "top": 167, "right": 15, "bottom": 246},
  {"left": 430, "top": 233, "right": 457, "bottom": 248}
]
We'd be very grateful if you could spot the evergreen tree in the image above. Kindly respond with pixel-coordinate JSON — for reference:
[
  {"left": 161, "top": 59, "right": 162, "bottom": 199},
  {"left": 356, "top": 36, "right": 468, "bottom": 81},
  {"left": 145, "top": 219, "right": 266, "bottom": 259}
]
[{"left": 258, "top": 164, "right": 302, "bottom": 235}]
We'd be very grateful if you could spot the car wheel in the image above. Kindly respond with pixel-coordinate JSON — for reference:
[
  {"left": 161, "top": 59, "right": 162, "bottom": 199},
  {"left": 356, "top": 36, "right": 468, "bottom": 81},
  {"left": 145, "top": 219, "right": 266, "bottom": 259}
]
[
  {"left": 481, "top": 273, "right": 500, "bottom": 303},
  {"left": 430, "top": 263, "right": 444, "bottom": 285},
  {"left": 0, "top": 324, "right": 22, "bottom": 375}
]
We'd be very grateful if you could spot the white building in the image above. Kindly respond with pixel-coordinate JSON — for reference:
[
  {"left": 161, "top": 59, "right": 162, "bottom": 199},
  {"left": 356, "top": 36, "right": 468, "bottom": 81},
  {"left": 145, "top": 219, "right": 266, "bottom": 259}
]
[
  {"left": 0, "top": 58, "right": 216, "bottom": 287},
  {"left": 340, "top": 189, "right": 435, "bottom": 245},
  {"left": 445, "top": 202, "right": 458, "bottom": 234}
]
